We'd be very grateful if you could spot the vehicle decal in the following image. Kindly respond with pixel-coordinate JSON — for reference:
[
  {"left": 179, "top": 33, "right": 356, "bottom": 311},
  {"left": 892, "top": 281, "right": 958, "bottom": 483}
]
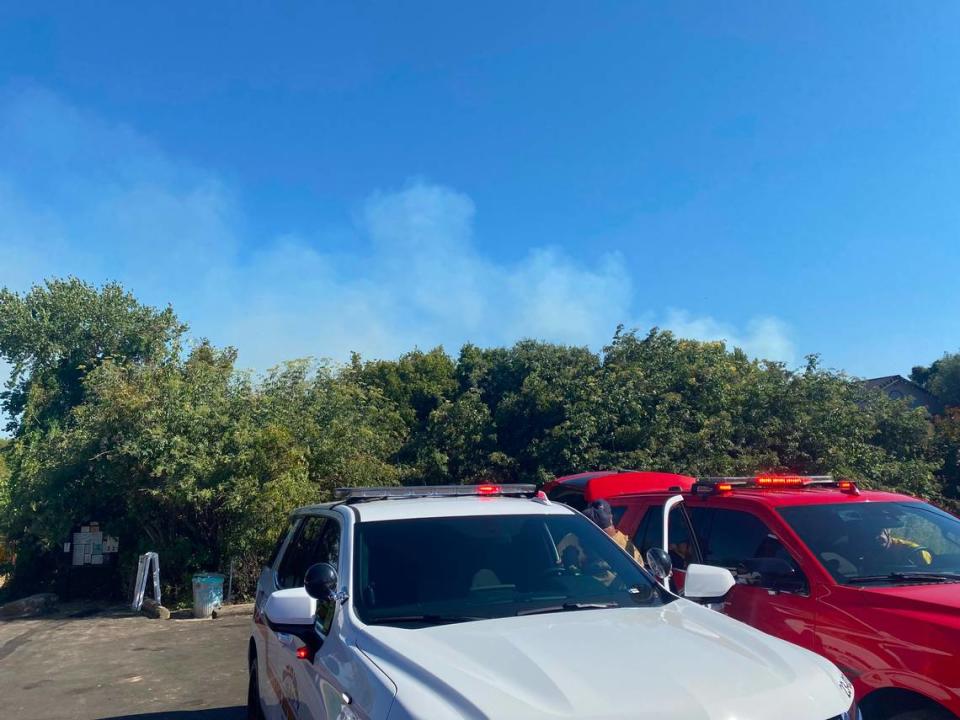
[
  {"left": 281, "top": 664, "right": 301, "bottom": 716},
  {"left": 253, "top": 619, "right": 300, "bottom": 720},
  {"left": 265, "top": 659, "right": 299, "bottom": 720}
]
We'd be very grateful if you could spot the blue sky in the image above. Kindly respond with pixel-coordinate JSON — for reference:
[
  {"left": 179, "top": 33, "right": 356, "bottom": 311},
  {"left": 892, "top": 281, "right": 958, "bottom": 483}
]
[{"left": 1, "top": 2, "right": 959, "bottom": 378}]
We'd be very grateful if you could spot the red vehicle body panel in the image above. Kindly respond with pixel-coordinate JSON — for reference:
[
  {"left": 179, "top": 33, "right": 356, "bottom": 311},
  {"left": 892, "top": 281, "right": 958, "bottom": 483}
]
[
  {"left": 542, "top": 471, "right": 695, "bottom": 507},
  {"left": 547, "top": 474, "right": 960, "bottom": 717}
]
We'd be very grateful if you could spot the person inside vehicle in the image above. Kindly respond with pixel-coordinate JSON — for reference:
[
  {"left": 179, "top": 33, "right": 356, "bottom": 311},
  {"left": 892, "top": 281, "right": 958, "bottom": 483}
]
[
  {"left": 876, "top": 526, "right": 933, "bottom": 565},
  {"left": 844, "top": 514, "right": 934, "bottom": 574},
  {"left": 583, "top": 499, "right": 645, "bottom": 567}
]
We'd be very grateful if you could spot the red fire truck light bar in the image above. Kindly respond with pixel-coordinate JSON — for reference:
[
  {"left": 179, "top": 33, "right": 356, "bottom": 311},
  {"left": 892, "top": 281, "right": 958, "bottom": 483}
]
[{"left": 694, "top": 475, "right": 858, "bottom": 494}]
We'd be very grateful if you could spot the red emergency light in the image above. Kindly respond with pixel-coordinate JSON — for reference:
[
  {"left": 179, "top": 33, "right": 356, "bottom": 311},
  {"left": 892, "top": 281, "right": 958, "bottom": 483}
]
[
  {"left": 837, "top": 479, "right": 860, "bottom": 494},
  {"left": 755, "top": 476, "right": 807, "bottom": 488},
  {"left": 476, "top": 484, "right": 501, "bottom": 496}
]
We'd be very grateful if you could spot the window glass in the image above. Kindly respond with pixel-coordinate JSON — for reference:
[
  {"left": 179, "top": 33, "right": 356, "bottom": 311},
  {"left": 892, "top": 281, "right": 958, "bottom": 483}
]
[
  {"left": 634, "top": 507, "right": 661, "bottom": 560},
  {"left": 268, "top": 521, "right": 298, "bottom": 569},
  {"left": 314, "top": 520, "right": 341, "bottom": 567},
  {"left": 779, "top": 502, "right": 960, "bottom": 584},
  {"left": 668, "top": 509, "right": 697, "bottom": 570},
  {"left": 688, "top": 507, "right": 807, "bottom": 591},
  {"left": 634, "top": 505, "right": 697, "bottom": 570},
  {"left": 276, "top": 516, "right": 330, "bottom": 589},
  {"left": 694, "top": 509, "right": 772, "bottom": 568},
  {"left": 753, "top": 533, "right": 797, "bottom": 566},
  {"left": 353, "top": 514, "right": 670, "bottom": 627},
  {"left": 687, "top": 507, "right": 713, "bottom": 557},
  {"left": 551, "top": 491, "right": 587, "bottom": 511}
]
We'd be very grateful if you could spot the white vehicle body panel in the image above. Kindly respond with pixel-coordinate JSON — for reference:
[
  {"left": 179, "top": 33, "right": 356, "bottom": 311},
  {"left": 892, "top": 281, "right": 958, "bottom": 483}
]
[
  {"left": 252, "top": 567, "right": 282, "bottom": 719},
  {"left": 357, "top": 603, "right": 851, "bottom": 720}
]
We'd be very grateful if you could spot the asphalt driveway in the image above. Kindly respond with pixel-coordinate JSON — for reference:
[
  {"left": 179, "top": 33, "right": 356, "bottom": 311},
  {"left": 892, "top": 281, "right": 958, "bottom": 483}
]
[{"left": 0, "top": 605, "right": 250, "bottom": 720}]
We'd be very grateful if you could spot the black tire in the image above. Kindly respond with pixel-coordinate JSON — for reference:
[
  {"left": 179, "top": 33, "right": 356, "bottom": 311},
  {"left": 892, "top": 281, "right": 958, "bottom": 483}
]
[
  {"left": 247, "top": 652, "right": 265, "bottom": 720},
  {"left": 887, "top": 709, "right": 954, "bottom": 720}
]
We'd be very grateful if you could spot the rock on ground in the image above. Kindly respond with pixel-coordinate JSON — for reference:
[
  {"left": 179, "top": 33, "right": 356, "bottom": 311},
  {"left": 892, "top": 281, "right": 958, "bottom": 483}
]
[{"left": 0, "top": 593, "right": 58, "bottom": 620}]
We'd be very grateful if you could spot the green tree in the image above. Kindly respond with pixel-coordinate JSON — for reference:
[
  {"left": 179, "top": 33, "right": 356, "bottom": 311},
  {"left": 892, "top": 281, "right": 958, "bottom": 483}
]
[
  {"left": 921, "top": 354, "right": 960, "bottom": 409},
  {"left": 0, "top": 344, "right": 409, "bottom": 601},
  {"left": 911, "top": 352, "right": 960, "bottom": 408},
  {"left": 933, "top": 409, "right": 960, "bottom": 508},
  {"left": 596, "top": 329, "right": 750, "bottom": 474},
  {"left": 912, "top": 353, "right": 960, "bottom": 506},
  {"left": 0, "top": 438, "right": 9, "bottom": 529},
  {"left": 593, "top": 330, "right": 940, "bottom": 496},
  {"left": 0, "top": 278, "right": 185, "bottom": 434},
  {"left": 350, "top": 347, "right": 457, "bottom": 427},
  {"left": 0, "top": 438, "right": 10, "bottom": 592},
  {"left": 454, "top": 340, "right": 603, "bottom": 483},
  {"left": 419, "top": 388, "right": 511, "bottom": 483},
  {"left": 348, "top": 347, "right": 456, "bottom": 478},
  {"left": 0, "top": 436, "right": 8, "bottom": 476}
]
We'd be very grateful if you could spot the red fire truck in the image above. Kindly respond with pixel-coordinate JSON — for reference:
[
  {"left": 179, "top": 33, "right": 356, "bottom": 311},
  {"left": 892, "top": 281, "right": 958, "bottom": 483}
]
[{"left": 546, "top": 472, "right": 960, "bottom": 720}]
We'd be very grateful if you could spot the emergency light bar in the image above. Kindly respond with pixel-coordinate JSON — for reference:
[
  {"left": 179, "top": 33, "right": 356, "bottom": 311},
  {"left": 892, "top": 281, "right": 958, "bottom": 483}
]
[
  {"left": 693, "top": 475, "right": 858, "bottom": 494},
  {"left": 334, "top": 484, "right": 537, "bottom": 502}
]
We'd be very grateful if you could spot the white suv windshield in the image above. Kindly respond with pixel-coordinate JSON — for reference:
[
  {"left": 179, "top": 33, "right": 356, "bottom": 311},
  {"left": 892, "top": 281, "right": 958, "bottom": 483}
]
[{"left": 352, "top": 513, "right": 667, "bottom": 626}]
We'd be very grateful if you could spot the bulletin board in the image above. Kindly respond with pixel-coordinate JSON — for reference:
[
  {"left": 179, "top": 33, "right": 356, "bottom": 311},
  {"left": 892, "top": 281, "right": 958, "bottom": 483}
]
[{"left": 64, "top": 522, "right": 119, "bottom": 566}]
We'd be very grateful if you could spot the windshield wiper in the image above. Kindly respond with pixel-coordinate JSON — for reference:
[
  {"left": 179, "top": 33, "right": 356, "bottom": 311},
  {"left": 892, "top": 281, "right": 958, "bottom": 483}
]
[
  {"left": 845, "top": 572, "right": 960, "bottom": 585},
  {"left": 516, "top": 601, "right": 619, "bottom": 617},
  {"left": 366, "top": 614, "right": 485, "bottom": 625}
]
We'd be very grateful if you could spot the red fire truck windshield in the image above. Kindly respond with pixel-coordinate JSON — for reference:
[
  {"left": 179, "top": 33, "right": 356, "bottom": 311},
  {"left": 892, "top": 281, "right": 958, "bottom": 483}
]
[{"left": 779, "top": 502, "right": 960, "bottom": 585}]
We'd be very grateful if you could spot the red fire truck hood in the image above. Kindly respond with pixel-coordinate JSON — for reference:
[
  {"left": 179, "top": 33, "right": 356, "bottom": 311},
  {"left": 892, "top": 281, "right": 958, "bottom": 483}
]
[{"left": 856, "top": 581, "right": 960, "bottom": 626}]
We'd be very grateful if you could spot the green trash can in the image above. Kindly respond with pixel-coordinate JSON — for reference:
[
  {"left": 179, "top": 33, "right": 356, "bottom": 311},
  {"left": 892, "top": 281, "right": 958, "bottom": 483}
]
[{"left": 192, "top": 573, "right": 225, "bottom": 618}]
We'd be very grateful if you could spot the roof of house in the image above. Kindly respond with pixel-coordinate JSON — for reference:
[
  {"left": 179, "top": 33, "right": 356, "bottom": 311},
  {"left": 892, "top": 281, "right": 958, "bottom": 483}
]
[
  {"left": 861, "top": 375, "right": 943, "bottom": 413},
  {"left": 863, "top": 375, "right": 901, "bottom": 390}
]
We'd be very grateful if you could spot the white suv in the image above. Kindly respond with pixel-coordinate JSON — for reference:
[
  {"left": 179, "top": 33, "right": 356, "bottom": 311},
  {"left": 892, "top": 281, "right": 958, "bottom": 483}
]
[{"left": 248, "top": 484, "right": 856, "bottom": 720}]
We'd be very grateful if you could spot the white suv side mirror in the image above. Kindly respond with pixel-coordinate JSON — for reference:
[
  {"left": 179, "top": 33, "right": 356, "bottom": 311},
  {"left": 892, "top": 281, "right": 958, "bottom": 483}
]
[
  {"left": 264, "top": 587, "right": 317, "bottom": 627},
  {"left": 683, "top": 564, "right": 736, "bottom": 603}
]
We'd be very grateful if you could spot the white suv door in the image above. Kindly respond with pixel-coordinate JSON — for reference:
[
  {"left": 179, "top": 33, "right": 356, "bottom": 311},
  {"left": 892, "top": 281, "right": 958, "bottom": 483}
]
[
  {"left": 268, "top": 513, "right": 346, "bottom": 720},
  {"left": 253, "top": 518, "right": 301, "bottom": 720}
]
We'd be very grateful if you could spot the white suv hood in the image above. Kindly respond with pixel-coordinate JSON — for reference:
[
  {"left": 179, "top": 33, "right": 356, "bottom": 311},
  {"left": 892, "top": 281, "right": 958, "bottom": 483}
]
[{"left": 356, "top": 600, "right": 851, "bottom": 720}]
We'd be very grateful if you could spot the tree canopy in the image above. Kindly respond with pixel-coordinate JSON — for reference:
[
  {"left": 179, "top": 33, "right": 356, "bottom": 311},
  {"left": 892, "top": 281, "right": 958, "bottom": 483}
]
[
  {"left": 0, "top": 279, "right": 956, "bottom": 601},
  {"left": 0, "top": 278, "right": 185, "bottom": 434},
  {"left": 912, "top": 352, "right": 960, "bottom": 409}
]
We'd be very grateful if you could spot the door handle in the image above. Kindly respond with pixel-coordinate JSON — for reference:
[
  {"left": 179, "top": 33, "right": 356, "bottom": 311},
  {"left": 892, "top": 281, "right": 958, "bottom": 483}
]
[{"left": 275, "top": 631, "right": 294, "bottom": 647}]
